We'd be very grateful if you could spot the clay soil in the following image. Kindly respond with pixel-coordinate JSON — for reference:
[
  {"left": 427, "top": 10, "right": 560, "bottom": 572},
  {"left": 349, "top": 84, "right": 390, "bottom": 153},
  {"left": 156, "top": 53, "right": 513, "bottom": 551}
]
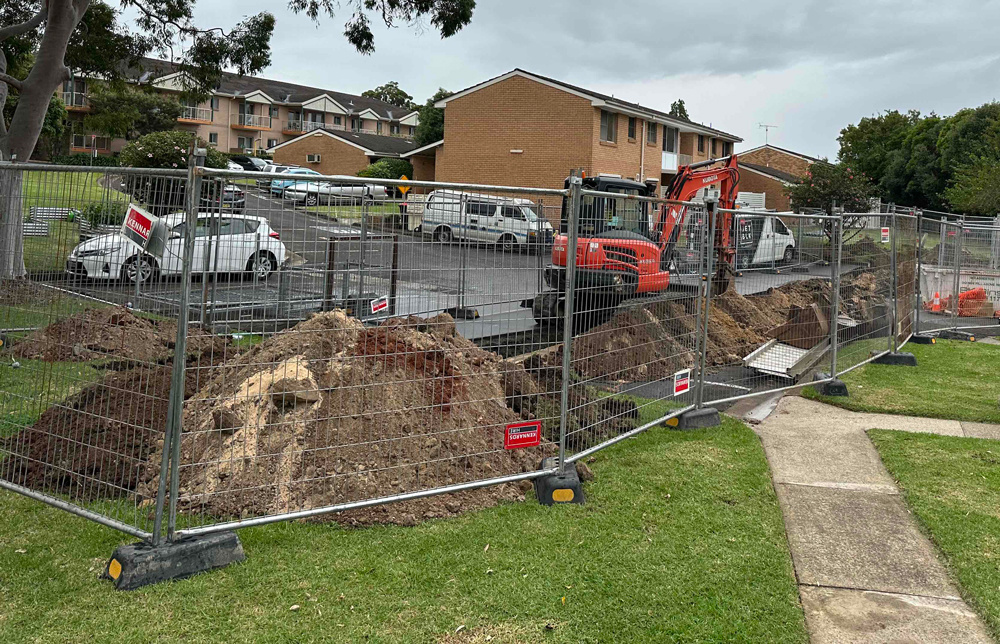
[
  {"left": 11, "top": 307, "right": 228, "bottom": 364},
  {"left": 136, "top": 311, "right": 559, "bottom": 527}
]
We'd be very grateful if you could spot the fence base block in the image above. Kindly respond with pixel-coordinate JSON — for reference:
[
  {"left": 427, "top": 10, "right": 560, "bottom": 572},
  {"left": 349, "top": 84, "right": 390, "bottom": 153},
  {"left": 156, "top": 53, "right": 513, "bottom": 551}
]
[
  {"left": 534, "top": 457, "right": 584, "bottom": 506},
  {"left": 937, "top": 329, "right": 977, "bottom": 342},
  {"left": 910, "top": 335, "right": 936, "bottom": 345},
  {"left": 102, "top": 531, "right": 245, "bottom": 591},
  {"left": 873, "top": 351, "right": 918, "bottom": 366},
  {"left": 665, "top": 407, "right": 721, "bottom": 430},
  {"left": 818, "top": 378, "right": 849, "bottom": 397}
]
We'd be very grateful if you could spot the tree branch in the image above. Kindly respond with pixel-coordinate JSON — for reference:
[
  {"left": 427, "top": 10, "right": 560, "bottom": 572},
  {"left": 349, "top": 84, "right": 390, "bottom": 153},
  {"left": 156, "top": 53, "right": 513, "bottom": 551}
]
[
  {"left": 0, "top": 6, "right": 48, "bottom": 43},
  {"left": 0, "top": 73, "right": 23, "bottom": 91}
]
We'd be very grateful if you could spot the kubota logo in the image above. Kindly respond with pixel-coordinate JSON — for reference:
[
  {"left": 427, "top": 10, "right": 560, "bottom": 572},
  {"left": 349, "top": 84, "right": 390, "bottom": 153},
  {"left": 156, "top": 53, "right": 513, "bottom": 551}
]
[{"left": 701, "top": 175, "right": 719, "bottom": 184}]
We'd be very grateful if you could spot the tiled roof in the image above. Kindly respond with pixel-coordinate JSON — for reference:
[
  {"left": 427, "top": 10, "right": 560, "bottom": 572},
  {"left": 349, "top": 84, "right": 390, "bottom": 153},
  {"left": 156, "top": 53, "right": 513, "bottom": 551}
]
[
  {"left": 271, "top": 129, "right": 419, "bottom": 157},
  {"left": 130, "top": 58, "right": 414, "bottom": 121},
  {"left": 739, "top": 161, "right": 802, "bottom": 184}
]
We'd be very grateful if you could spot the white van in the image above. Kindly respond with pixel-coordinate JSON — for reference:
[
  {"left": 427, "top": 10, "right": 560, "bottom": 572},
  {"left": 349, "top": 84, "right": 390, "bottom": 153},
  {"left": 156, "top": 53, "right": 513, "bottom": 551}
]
[
  {"left": 734, "top": 215, "right": 797, "bottom": 268},
  {"left": 421, "top": 190, "right": 554, "bottom": 252}
]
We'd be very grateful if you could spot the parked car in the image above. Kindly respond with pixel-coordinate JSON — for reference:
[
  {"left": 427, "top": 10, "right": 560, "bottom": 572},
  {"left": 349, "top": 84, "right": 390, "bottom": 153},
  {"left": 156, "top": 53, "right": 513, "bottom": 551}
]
[
  {"left": 733, "top": 215, "right": 797, "bottom": 268},
  {"left": 282, "top": 179, "right": 390, "bottom": 206},
  {"left": 230, "top": 155, "right": 270, "bottom": 172},
  {"left": 199, "top": 182, "right": 246, "bottom": 213},
  {"left": 269, "top": 167, "right": 322, "bottom": 195},
  {"left": 255, "top": 164, "right": 298, "bottom": 188},
  {"left": 66, "top": 213, "right": 287, "bottom": 284},
  {"left": 421, "top": 190, "right": 554, "bottom": 252},
  {"left": 227, "top": 160, "right": 244, "bottom": 172}
]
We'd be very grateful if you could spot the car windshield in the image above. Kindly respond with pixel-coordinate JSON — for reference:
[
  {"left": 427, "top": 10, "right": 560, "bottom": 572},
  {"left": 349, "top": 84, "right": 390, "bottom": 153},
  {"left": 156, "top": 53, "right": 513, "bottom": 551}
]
[{"left": 520, "top": 206, "right": 539, "bottom": 221}]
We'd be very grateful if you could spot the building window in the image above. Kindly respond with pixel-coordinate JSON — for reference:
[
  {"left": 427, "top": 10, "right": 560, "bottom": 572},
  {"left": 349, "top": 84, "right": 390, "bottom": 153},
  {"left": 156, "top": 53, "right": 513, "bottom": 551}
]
[
  {"left": 722, "top": 141, "right": 732, "bottom": 156},
  {"left": 663, "top": 127, "right": 677, "bottom": 153},
  {"left": 627, "top": 117, "right": 636, "bottom": 140},
  {"left": 267, "top": 138, "right": 278, "bottom": 148},
  {"left": 647, "top": 122, "right": 658, "bottom": 144},
  {"left": 376, "top": 121, "right": 382, "bottom": 134},
  {"left": 334, "top": 115, "right": 342, "bottom": 125},
  {"left": 269, "top": 106, "right": 280, "bottom": 118},
  {"left": 408, "top": 126, "right": 414, "bottom": 136},
  {"left": 237, "top": 136, "right": 251, "bottom": 150},
  {"left": 208, "top": 132, "right": 218, "bottom": 145},
  {"left": 390, "top": 124, "right": 400, "bottom": 135},
  {"left": 351, "top": 117, "right": 361, "bottom": 131},
  {"left": 600, "top": 110, "right": 617, "bottom": 143},
  {"left": 697, "top": 135, "right": 705, "bottom": 153},
  {"left": 711, "top": 138, "right": 718, "bottom": 157},
  {"left": 210, "top": 96, "right": 219, "bottom": 111}
]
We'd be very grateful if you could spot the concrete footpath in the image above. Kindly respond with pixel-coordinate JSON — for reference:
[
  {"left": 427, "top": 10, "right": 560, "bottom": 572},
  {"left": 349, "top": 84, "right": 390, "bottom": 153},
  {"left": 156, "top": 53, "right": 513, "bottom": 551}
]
[{"left": 753, "top": 396, "right": 995, "bottom": 643}]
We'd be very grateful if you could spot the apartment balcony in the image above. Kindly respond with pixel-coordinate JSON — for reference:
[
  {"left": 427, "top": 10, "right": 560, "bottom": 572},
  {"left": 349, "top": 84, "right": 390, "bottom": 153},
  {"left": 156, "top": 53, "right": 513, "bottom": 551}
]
[
  {"left": 178, "top": 106, "right": 213, "bottom": 124},
  {"left": 230, "top": 113, "right": 272, "bottom": 130},
  {"left": 61, "top": 92, "right": 90, "bottom": 112},
  {"left": 283, "top": 120, "right": 327, "bottom": 135},
  {"left": 70, "top": 133, "right": 111, "bottom": 153}
]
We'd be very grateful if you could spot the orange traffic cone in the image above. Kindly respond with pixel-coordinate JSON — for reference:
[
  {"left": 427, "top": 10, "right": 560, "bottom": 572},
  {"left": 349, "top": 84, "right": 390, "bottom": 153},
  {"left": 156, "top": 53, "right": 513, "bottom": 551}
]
[{"left": 931, "top": 291, "right": 942, "bottom": 312}]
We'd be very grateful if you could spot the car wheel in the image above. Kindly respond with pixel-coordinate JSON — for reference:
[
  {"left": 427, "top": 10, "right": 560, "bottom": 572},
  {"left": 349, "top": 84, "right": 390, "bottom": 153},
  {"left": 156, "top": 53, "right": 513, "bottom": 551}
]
[
  {"left": 434, "top": 226, "right": 453, "bottom": 243},
  {"left": 783, "top": 246, "right": 795, "bottom": 263},
  {"left": 499, "top": 234, "right": 518, "bottom": 254},
  {"left": 247, "top": 251, "right": 276, "bottom": 280},
  {"left": 305, "top": 194, "right": 319, "bottom": 207},
  {"left": 122, "top": 255, "right": 157, "bottom": 284}
]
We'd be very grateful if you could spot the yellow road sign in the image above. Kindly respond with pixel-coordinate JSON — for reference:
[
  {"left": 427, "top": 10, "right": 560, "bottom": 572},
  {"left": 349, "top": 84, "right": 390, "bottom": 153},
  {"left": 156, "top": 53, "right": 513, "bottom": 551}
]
[{"left": 399, "top": 175, "right": 411, "bottom": 195}]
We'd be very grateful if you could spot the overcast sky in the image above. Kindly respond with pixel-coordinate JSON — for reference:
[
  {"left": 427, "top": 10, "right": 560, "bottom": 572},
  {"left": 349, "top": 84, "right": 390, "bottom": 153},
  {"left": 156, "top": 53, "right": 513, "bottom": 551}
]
[{"left": 144, "top": 0, "right": 1000, "bottom": 159}]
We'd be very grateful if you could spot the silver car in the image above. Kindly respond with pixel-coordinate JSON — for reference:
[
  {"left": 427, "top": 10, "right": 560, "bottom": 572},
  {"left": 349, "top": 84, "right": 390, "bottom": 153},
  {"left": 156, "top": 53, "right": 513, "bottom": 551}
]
[{"left": 282, "top": 179, "right": 390, "bottom": 206}]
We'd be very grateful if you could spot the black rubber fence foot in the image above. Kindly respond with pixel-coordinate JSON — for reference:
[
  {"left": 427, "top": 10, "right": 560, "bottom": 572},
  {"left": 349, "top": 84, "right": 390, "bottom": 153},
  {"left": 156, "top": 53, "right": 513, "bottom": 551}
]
[
  {"left": 102, "top": 531, "right": 245, "bottom": 591},
  {"left": 818, "top": 378, "right": 849, "bottom": 397},
  {"left": 534, "top": 457, "right": 584, "bottom": 506},
  {"left": 664, "top": 407, "right": 721, "bottom": 430},
  {"left": 873, "top": 351, "right": 918, "bottom": 366},
  {"left": 938, "top": 329, "right": 976, "bottom": 342},
  {"left": 910, "top": 335, "right": 936, "bottom": 345}
]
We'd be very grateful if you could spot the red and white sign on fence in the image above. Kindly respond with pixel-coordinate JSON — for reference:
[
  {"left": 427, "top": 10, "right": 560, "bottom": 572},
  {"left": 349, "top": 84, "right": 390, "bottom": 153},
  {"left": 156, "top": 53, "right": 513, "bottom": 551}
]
[
  {"left": 673, "top": 369, "right": 691, "bottom": 396},
  {"left": 370, "top": 295, "right": 389, "bottom": 314},
  {"left": 120, "top": 204, "right": 158, "bottom": 251},
  {"left": 504, "top": 420, "right": 541, "bottom": 449},
  {"left": 881, "top": 227, "right": 890, "bottom": 243}
]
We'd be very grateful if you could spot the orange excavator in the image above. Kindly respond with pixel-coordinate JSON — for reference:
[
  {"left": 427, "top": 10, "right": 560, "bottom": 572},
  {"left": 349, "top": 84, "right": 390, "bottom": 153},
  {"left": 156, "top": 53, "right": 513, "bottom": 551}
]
[{"left": 531, "top": 154, "right": 741, "bottom": 324}]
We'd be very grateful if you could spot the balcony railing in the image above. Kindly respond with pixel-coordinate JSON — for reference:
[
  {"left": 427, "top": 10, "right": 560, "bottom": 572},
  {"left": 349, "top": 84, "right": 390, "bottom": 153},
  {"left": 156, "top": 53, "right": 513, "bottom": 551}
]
[
  {"left": 70, "top": 133, "right": 111, "bottom": 151},
  {"left": 61, "top": 92, "right": 90, "bottom": 109},
  {"left": 283, "top": 120, "right": 412, "bottom": 139},
  {"left": 284, "top": 120, "right": 328, "bottom": 133},
  {"left": 179, "top": 106, "right": 213, "bottom": 122},
  {"left": 231, "top": 113, "right": 272, "bottom": 129}
]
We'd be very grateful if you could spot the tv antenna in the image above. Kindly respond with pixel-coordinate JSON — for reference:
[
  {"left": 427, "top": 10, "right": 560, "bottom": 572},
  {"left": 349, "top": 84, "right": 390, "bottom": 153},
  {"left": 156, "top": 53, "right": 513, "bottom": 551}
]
[{"left": 758, "top": 123, "right": 778, "bottom": 145}]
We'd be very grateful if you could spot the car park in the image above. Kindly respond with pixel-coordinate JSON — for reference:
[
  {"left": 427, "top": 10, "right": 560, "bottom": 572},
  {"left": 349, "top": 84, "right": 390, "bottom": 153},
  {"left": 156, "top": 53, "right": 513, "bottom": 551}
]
[
  {"left": 255, "top": 164, "right": 298, "bottom": 188},
  {"left": 420, "top": 190, "right": 553, "bottom": 252},
  {"left": 66, "top": 213, "right": 287, "bottom": 283},
  {"left": 229, "top": 155, "right": 270, "bottom": 172},
  {"left": 281, "top": 178, "right": 390, "bottom": 206},
  {"left": 200, "top": 182, "right": 246, "bottom": 213}
]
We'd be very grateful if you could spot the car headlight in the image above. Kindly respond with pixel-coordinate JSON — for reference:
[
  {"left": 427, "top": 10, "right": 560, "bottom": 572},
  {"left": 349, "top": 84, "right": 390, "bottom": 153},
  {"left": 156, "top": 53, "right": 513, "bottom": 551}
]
[{"left": 77, "top": 247, "right": 118, "bottom": 258}]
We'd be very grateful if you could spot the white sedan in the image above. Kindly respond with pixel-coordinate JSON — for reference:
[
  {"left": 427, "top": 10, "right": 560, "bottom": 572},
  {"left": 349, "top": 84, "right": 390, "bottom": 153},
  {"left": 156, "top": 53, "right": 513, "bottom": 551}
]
[
  {"left": 282, "top": 179, "right": 390, "bottom": 206},
  {"left": 66, "top": 213, "right": 288, "bottom": 284}
]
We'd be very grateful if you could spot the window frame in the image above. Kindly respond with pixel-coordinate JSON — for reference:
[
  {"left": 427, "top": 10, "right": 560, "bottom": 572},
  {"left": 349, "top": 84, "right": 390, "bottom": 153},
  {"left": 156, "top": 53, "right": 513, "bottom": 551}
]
[
  {"left": 600, "top": 110, "right": 618, "bottom": 143},
  {"left": 208, "top": 132, "right": 219, "bottom": 145},
  {"left": 698, "top": 135, "right": 705, "bottom": 153},
  {"left": 647, "top": 122, "right": 657, "bottom": 144},
  {"left": 627, "top": 117, "right": 637, "bottom": 140}
]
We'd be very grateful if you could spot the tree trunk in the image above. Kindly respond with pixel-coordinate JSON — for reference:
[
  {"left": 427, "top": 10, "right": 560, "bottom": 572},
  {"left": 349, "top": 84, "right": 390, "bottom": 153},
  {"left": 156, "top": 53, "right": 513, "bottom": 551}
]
[
  {"left": 0, "top": 0, "right": 90, "bottom": 278},
  {"left": 0, "top": 168, "right": 26, "bottom": 278}
]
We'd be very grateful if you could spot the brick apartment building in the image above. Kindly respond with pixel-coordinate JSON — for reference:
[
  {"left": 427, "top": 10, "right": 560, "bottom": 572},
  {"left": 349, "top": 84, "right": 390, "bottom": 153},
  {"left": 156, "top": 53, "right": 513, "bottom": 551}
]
[
  {"left": 269, "top": 129, "right": 420, "bottom": 176},
  {"left": 412, "top": 69, "right": 742, "bottom": 194},
  {"left": 60, "top": 58, "right": 419, "bottom": 157},
  {"left": 736, "top": 144, "right": 828, "bottom": 210}
]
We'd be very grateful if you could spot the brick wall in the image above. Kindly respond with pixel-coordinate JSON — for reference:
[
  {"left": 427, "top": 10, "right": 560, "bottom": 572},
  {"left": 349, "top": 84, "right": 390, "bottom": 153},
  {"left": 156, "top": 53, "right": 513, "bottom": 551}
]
[
  {"left": 410, "top": 154, "right": 435, "bottom": 182},
  {"left": 738, "top": 167, "right": 792, "bottom": 211},
  {"left": 273, "top": 132, "right": 370, "bottom": 176},
  {"left": 590, "top": 111, "right": 660, "bottom": 184},
  {"left": 740, "top": 147, "right": 811, "bottom": 178},
  {"left": 435, "top": 75, "right": 595, "bottom": 190}
]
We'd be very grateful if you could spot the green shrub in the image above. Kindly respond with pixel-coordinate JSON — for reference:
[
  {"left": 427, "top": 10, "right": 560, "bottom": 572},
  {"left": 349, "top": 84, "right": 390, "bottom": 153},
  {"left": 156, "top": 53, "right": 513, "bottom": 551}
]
[
  {"left": 357, "top": 158, "right": 413, "bottom": 180},
  {"left": 120, "top": 131, "right": 227, "bottom": 170},
  {"left": 80, "top": 202, "right": 127, "bottom": 228},
  {"left": 52, "top": 153, "right": 120, "bottom": 167}
]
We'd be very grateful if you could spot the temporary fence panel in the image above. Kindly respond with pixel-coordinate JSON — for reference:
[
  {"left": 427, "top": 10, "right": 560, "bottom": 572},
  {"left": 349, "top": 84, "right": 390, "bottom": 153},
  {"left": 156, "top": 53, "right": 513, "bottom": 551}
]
[
  {"left": 165, "top": 169, "right": 571, "bottom": 536},
  {"left": 893, "top": 213, "right": 919, "bottom": 345},
  {"left": 560, "top": 189, "right": 704, "bottom": 461},
  {"left": 0, "top": 162, "right": 193, "bottom": 539},
  {"left": 946, "top": 219, "right": 1000, "bottom": 331},
  {"left": 916, "top": 218, "right": 975, "bottom": 335},
  {"left": 701, "top": 209, "right": 840, "bottom": 406},
  {"left": 833, "top": 212, "right": 895, "bottom": 374}
]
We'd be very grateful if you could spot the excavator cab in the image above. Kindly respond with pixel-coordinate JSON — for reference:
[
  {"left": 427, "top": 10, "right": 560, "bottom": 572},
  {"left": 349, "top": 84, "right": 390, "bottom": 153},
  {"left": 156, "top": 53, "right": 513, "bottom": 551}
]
[{"left": 559, "top": 176, "right": 655, "bottom": 240}]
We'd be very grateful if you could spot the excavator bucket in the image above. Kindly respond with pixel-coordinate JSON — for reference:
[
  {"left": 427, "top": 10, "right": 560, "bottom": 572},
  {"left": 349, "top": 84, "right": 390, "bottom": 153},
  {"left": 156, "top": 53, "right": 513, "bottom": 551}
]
[{"left": 710, "top": 262, "right": 736, "bottom": 296}]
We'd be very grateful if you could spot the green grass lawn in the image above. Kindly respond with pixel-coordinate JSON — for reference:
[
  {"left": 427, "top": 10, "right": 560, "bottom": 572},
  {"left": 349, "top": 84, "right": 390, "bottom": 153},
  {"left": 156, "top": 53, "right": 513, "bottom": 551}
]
[
  {"left": 0, "top": 412, "right": 806, "bottom": 643},
  {"left": 804, "top": 339, "right": 1000, "bottom": 423},
  {"left": 307, "top": 201, "right": 400, "bottom": 221},
  {"left": 871, "top": 430, "right": 1000, "bottom": 639},
  {"left": 22, "top": 220, "right": 83, "bottom": 273},
  {"left": 22, "top": 170, "right": 125, "bottom": 217}
]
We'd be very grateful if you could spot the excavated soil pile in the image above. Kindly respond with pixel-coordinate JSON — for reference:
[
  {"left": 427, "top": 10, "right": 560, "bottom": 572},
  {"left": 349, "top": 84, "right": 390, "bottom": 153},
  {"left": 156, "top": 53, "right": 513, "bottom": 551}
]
[
  {"left": 0, "top": 278, "right": 59, "bottom": 308},
  {"left": 138, "top": 311, "right": 556, "bottom": 526},
  {"left": 3, "top": 360, "right": 209, "bottom": 501},
  {"left": 11, "top": 307, "right": 227, "bottom": 363}
]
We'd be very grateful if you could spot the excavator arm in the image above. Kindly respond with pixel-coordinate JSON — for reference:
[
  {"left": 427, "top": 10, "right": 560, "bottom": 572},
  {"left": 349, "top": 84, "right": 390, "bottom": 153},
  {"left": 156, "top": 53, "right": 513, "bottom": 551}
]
[{"left": 654, "top": 154, "right": 741, "bottom": 293}]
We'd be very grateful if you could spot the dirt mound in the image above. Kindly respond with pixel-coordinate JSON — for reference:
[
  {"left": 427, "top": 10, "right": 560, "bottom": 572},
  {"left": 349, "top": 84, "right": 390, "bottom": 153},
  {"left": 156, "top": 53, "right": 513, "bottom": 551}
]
[
  {"left": 0, "top": 278, "right": 60, "bottom": 308},
  {"left": 3, "top": 362, "right": 209, "bottom": 501},
  {"left": 11, "top": 307, "right": 227, "bottom": 363},
  {"left": 138, "top": 311, "right": 556, "bottom": 526}
]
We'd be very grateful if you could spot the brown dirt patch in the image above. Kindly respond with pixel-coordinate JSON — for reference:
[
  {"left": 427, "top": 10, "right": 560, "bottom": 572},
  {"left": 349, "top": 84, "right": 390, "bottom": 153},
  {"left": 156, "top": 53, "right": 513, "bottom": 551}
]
[
  {"left": 137, "top": 311, "right": 557, "bottom": 526},
  {"left": 0, "top": 278, "right": 59, "bottom": 308},
  {"left": 11, "top": 307, "right": 227, "bottom": 363}
]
